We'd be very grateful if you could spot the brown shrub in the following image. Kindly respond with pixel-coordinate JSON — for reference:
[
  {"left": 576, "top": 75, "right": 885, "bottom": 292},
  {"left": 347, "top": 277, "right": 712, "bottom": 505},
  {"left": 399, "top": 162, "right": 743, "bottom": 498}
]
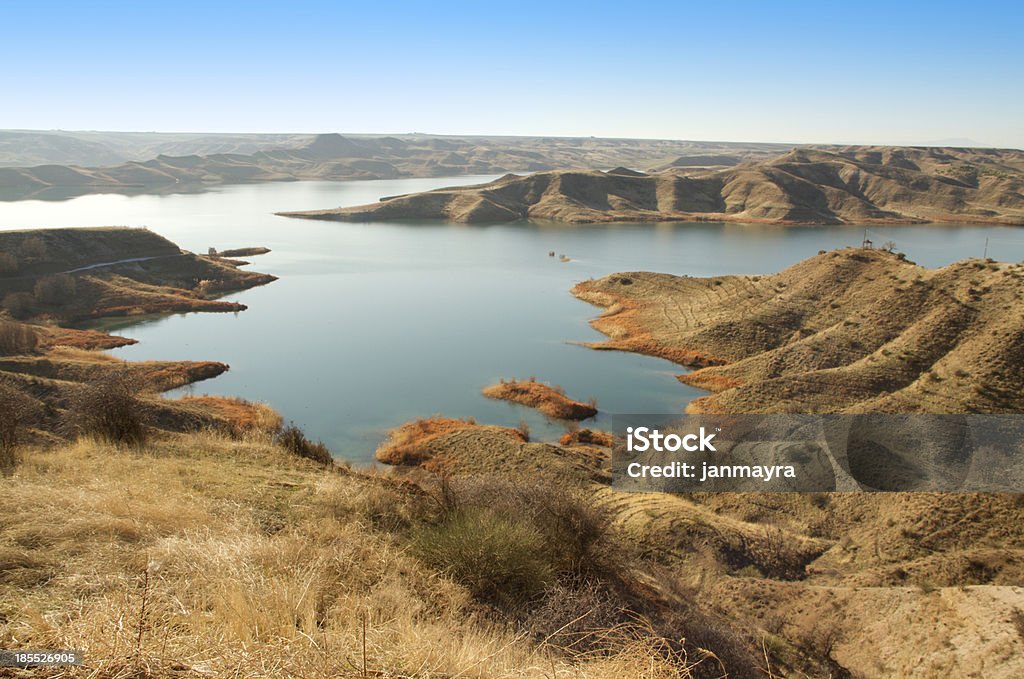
[
  {"left": 0, "top": 252, "right": 18, "bottom": 275},
  {"left": 0, "top": 383, "right": 37, "bottom": 472},
  {"left": 2, "top": 292, "right": 35, "bottom": 320},
  {"left": 19, "top": 236, "right": 46, "bottom": 259},
  {"left": 179, "top": 396, "right": 282, "bottom": 438},
  {"left": 64, "top": 374, "right": 148, "bottom": 447},
  {"left": 277, "top": 423, "right": 332, "bottom": 465},
  {"left": 0, "top": 320, "right": 38, "bottom": 355},
  {"left": 33, "top": 274, "right": 77, "bottom": 305}
]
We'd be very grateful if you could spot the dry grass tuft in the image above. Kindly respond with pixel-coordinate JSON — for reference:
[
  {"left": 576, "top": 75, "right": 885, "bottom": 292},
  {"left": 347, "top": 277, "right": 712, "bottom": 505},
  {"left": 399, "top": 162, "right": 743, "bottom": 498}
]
[{"left": 560, "top": 428, "right": 615, "bottom": 448}]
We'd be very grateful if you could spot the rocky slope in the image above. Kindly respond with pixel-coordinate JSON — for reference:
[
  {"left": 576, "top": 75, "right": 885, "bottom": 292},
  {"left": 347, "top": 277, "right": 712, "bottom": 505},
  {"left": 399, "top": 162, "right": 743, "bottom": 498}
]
[{"left": 282, "top": 146, "right": 1024, "bottom": 225}]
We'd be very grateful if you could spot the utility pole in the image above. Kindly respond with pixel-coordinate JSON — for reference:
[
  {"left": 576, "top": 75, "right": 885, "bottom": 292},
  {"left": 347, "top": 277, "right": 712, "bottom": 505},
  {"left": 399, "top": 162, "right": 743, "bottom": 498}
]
[{"left": 984, "top": 238, "right": 989, "bottom": 259}]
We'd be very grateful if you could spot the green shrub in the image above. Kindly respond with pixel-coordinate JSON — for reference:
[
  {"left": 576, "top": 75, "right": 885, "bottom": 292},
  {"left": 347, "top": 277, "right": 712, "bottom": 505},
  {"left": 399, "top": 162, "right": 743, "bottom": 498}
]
[
  {"left": 450, "top": 478, "right": 612, "bottom": 575},
  {"left": 412, "top": 507, "right": 554, "bottom": 605}
]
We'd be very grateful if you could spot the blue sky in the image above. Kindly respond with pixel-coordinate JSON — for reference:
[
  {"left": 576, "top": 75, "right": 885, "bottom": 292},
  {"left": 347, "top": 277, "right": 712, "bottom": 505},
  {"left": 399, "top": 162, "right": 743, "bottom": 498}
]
[{"left": 3, "top": 1, "right": 1022, "bottom": 147}]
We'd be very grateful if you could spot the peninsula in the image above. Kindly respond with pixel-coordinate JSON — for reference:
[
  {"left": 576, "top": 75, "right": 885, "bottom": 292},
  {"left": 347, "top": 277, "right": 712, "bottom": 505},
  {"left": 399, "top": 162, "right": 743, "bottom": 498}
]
[
  {"left": 0, "top": 227, "right": 278, "bottom": 443},
  {"left": 571, "top": 248, "right": 1024, "bottom": 413}
]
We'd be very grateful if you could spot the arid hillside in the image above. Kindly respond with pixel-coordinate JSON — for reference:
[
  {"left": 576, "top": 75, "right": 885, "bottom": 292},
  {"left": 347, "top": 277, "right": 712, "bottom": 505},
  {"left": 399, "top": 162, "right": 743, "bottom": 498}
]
[
  {"left": 0, "top": 227, "right": 276, "bottom": 321},
  {"left": 573, "top": 248, "right": 1024, "bottom": 413},
  {"left": 375, "top": 415, "right": 1024, "bottom": 678},
  {"left": 0, "top": 133, "right": 785, "bottom": 200},
  {"left": 0, "top": 227, "right": 278, "bottom": 446},
  {"left": 283, "top": 146, "right": 1024, "bottom": 225}
]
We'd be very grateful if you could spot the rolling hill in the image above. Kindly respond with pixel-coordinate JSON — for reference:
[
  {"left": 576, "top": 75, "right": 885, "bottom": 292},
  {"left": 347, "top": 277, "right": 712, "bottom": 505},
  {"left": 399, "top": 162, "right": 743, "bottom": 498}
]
[
  {"left": 0, "top": 132, "right": 786, "bottom": 200},
  {"left": 282, "top": 146, "right": 1024, "bottom": 225}
]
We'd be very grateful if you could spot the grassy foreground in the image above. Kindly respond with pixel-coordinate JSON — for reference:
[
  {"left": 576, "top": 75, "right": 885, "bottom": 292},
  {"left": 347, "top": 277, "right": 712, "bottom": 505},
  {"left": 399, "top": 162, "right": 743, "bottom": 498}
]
[{"left": 0, "top": 428, "right": 708, "bottom": 679}]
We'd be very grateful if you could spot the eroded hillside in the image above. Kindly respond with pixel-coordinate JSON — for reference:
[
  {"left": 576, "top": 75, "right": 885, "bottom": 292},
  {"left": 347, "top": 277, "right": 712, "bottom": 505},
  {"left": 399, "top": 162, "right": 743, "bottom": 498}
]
[
  {"left": 284, "top": 146, "right": 1024, "bottom": 225},
  {"left": 573, "top": 248, "right": 1024, "bottom": 413}
]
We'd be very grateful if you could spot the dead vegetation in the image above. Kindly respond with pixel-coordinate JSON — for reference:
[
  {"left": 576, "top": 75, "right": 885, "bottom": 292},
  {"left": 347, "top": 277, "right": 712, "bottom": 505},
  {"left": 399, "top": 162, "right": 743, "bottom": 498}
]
[
  {"left": 0, "top": 429, "right": 751, "bottom": 678},
  {"left": 63, "top": 373, "right": 149, "bottom": 447},
  {"left": 483, "top": 379, "right": 598, "bottom": 420},
  {"left": 560, "top": 427, "right": 615, "bottom": 448},
  {"left": 375, "top": 416, "right": 526, "bottom": 466}
]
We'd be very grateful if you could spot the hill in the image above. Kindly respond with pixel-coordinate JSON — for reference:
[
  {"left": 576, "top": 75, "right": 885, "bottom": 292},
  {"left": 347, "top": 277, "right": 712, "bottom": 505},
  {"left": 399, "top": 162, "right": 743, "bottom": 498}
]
[
  {"left": 0, "top": 132, "right": 786, "bottom": 200},
  {"left": 0, "top": 130, "right": 310, "bottom": 168},
  {"left": 281, "top": 146, "right": 1024, "bottom": 225},
  {"left": 0, "top": 227, "right": 276, "bottom": 321},
  {"left": 571, "top": 248, "right": 1024, "bottom": 413},
  {"left": 366, "top": 249, "right": 1024, "bottom": 675},
  {"left": 0, "top": 227, "right": 278, "bottom": 445}
]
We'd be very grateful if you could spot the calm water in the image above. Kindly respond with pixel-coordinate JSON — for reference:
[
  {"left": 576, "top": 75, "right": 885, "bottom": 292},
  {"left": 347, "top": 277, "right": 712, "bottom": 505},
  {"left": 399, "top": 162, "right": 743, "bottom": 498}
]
[{"left": 2, "top": 178, "right": 1024, "bottom": 463}]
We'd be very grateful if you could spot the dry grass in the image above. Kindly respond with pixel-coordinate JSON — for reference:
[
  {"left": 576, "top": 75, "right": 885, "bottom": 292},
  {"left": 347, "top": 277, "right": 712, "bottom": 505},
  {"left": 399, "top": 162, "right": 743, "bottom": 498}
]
[
  {"left": 0, "top": 319, "right": 39, "bottom": 355},
  {"left": 0, "top": 433, "right": 700, "bottom": 678},
  {"left": 559, "top": 428, "right": 615, "bottom": 448},
  {"left": 375, "top": 417, "right": 525, "bottom": 466},
  {"left": 178, "top": 395, "right": 283, "bottom": 436},
  {"left": 483, "top": 380, "right": 598, "bottom": 421}
]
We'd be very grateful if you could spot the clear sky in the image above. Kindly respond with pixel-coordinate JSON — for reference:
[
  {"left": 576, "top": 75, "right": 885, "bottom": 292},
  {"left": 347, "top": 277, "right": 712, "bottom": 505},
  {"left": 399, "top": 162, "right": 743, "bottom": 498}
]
[{"left": 3, "top": 0, "right": 1022, "bottom": 148}]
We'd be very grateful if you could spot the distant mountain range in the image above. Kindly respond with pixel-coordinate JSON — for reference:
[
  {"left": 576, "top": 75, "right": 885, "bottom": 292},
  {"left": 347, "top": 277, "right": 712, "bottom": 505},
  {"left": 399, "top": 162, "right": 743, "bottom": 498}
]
[
  {"left": 0, "top": 131, "right": 786, "bottom": 200},
  {"left": 281, "top": 146, "right": 1024, "bottom": 226}
]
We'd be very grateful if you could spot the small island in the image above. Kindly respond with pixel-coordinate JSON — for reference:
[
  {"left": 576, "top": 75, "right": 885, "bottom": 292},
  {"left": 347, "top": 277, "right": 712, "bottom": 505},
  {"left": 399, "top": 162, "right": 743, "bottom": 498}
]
[{"left": 482, "top": 379, "right": 597, "bottom": 420}]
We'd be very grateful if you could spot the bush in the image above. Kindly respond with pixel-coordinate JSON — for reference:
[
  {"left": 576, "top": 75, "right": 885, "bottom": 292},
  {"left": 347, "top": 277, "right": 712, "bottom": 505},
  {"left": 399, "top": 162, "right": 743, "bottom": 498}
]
[
  {"left": 33, "top": 274, "right": 77, "bottom": 305},
  {"left": 0, "top": 252, "right": 18, "bottom": 275},
  {"left": 277, "top": 423, "right": 332, "bottom": 464},
  {"left": 0, "top": 321, "right": 38, "bottom": 355},
  {"left": 19, "top": 236, "right": 46, "bottom": 259},
  {"left": 64, "top": 374, "right": 148, "bottom": 446},
  {"left": 0, "top": 383, "right": 36, "bottom": 473},
  {"left": 526, "top": 580, "right": 636, "bottom": 655},
  {"left": 2, "top": 292, "right": 35, "bottom": 320},
  {"left": 453, "top": 478, "right": 612, "bottom": 574},
  {"left": 412, "top": 507, "right": 554, "bottom": 606}
]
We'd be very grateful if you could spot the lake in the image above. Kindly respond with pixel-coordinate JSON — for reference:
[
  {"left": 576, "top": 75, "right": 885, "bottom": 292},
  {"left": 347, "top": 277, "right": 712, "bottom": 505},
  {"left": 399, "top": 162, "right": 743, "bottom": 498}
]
[{"left": 2, "top": 177, "right": 1024, "bottom": 463}]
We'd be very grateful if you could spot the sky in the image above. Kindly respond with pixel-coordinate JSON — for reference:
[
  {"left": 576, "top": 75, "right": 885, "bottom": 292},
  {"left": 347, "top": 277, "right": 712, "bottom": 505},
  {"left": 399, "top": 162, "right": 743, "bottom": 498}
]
[{"left": 2, "top": 0, "right": 1023, "bottom": 148}]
